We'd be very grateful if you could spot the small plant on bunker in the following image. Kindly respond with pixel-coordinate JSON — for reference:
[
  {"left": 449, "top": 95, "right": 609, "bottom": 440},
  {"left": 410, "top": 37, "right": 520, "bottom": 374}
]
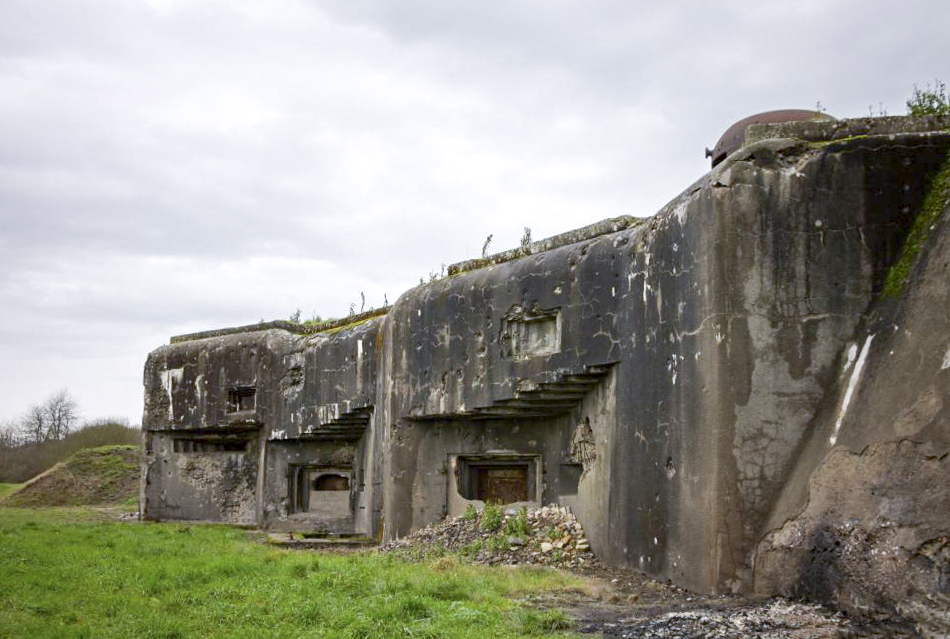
[
  {"left": 520, "top": 227, "right": 532, "bottom": 252},
  {"left": 462, "top": 503, "right": 478, "bottom": 522},
  {"left": 907, "top": 79, "right": 950, "bottom": 116},
  {"left": 460, "top": 538, "right": 483, "bottom": 558},
  {"left": 482, "top": 233, "right": 493, "bottom": 258},
  {"left": 487, "top": 533, "right": 508, "bottom": 552},
  {"left": 480, "top": 502, "right": 503, "bottom": 532},
  {"left": 504, "top": 506, "right": 530, "bottom": 537},
  {"left": 288, "top": 308, "right": 302, "bottom": 324}
]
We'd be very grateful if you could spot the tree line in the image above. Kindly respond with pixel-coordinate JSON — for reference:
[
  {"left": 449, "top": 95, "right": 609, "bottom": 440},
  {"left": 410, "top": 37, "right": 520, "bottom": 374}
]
[{"left": 0, "top": 390, "right": 140, "bottom": 483}]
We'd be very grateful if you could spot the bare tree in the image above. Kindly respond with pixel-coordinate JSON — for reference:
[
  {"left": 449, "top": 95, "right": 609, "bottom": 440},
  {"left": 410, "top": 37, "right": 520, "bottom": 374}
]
[
  {"left": 21, "top": 404, "right": 47, "bottom": 444},
  {"left": 45, "top": 389, "right": 78, "bottom": 440},
  {"left": 0, "top": 421, "right": 21, "bottom": 448},
  {"left": 0, "top": 421, "right": 23, "bottom": 482},
  {"left": 20, "top": 390, "right": 79, "bottom": 443}
]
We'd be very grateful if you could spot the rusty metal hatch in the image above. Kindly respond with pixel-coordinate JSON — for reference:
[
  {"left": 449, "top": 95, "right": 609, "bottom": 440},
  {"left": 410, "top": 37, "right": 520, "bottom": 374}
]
[
  {"left": 456, "top": 454, "right": 539, "bottom": 504},
  {"left": 475, "top": 466, "right": 528, "bottom": 503}
]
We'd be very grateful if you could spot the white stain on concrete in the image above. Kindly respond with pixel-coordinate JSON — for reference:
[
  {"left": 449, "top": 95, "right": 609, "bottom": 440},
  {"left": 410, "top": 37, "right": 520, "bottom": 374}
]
[
  {"left": 843, "top": 342, "right": 858, "bottom": 373},
  {"left": 942, "top": 345, "right": 950, "bottom": 370},
  {"left": 672, "top": 199, "right": 689, "bottom": 226},
  {"left": 830, "top": 335, "right": 874, "bottom": 445},
  {"left": 162, "top": 367, "right": 184, "bottom": 420}
]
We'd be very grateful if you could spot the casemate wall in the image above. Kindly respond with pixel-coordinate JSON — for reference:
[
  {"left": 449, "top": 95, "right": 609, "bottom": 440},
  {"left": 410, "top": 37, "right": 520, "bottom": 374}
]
[{"left": 142, "top": 116, "right": 950, "bottom": 607}]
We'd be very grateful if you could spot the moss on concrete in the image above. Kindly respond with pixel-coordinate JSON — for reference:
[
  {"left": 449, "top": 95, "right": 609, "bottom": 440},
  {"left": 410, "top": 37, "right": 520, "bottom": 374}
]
[{"left": 882, "top": 151, "right": 950, "bottom": 298}]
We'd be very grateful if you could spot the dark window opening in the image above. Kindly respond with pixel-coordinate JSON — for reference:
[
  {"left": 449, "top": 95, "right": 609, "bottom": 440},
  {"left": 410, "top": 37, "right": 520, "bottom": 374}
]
[
  {"left": 500, "top": 305, "right": 561, "bottom": 360},
  {"left": 312, "top": 474, "right": 349, "bottom": 491},
  {"left": 227, "top": 387, "right": 256, "bottom": 413},
  {"left": 559, "top": 463, "right": 583, "bottom": 496},
  {"left": 456, "top": 456, "right": 538, "bottom": 504},
  {"left": 173, "top": 438, "right": 248, "bottom": 453}
]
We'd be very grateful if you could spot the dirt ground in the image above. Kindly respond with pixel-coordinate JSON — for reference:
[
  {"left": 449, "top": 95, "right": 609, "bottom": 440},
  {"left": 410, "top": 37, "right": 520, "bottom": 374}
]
[
  {"left": 376, "top": 506, "right": 923, "bottom": 638},
  {"left": 526, "top": 562, "right": 920, "bottom": 638}
]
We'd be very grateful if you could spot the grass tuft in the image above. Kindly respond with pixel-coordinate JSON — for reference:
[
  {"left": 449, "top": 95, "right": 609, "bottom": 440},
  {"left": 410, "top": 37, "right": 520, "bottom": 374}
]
[
  {"left": 480, "top": 502, "right": 503, "bottom": 532},
  {"left": 515, "top": 608, "right": 575, "bottom": 635}
]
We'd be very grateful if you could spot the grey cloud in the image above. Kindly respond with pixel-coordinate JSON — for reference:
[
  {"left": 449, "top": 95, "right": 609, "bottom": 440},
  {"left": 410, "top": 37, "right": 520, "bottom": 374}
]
[{"left": 1, "top": 0, "right": 949, "bottom": 423}]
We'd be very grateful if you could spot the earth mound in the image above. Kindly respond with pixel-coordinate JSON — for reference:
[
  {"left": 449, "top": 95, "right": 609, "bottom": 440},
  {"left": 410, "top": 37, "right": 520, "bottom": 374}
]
[{"left": 1, "top": 445, "right": 139, "bottom": 508}]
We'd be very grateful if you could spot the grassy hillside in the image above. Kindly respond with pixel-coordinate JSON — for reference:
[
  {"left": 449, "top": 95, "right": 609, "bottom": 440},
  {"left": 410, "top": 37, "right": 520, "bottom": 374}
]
[
  {"left": 0, "top": 508, "right": 578, "bottom": 639},
  {"left": 0, "top": 483, "right": 23, "bottom": 500},
  {"left": 2, "top": 445, "right": 139, "bottom": 508},
  {"left": 0, "top": 421, "right": 140, "bottom": 483}
]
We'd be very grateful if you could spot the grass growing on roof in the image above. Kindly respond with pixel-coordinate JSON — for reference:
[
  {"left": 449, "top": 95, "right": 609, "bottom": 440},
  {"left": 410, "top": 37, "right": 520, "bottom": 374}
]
[{"left": 0, "top": 508, "right": 578, "bottom": 639}]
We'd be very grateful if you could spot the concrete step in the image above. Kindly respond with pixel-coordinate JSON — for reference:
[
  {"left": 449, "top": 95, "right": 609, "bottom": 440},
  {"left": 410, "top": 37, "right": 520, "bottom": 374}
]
[{"left": 266, "top": 531, "right": 377, "bottom": 549}]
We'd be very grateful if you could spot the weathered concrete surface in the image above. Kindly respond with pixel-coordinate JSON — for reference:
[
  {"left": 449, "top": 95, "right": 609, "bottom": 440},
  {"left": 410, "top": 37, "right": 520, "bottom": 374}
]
[
  {"left": 142, "top": 116, "right": 950, "bottom": 618},
  {"left": 755, "top": 187, "right": 950, "bottom": 629},
  {"left": 376, "top": 123, "right": 950, "bottom": 595},
  {"left": 142, "top": 318, "right": 384, "bottom": 534}
]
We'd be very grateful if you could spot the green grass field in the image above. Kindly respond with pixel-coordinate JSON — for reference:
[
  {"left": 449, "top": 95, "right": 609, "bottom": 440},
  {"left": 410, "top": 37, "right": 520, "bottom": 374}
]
[
  {"left": 0, "top": 508, "right": 579, "bottom": 639},
  {"left": 0, "top": 483, "right": 23, "bottom": 501}
]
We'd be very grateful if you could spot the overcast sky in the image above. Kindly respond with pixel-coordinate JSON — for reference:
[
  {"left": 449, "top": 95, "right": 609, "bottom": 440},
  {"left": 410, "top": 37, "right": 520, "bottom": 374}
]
[{"left": 1, "top": 0, "right": 947, "bottom": 426}]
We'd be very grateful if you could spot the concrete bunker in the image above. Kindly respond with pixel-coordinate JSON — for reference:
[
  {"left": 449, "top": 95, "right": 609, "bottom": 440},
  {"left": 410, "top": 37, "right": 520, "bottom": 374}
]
[{"left": 140, "top": 115, "right": 950, "bottom": 617}]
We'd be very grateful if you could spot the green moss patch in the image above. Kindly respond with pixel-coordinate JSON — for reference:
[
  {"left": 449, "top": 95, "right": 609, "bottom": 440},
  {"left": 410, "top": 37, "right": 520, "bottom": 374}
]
[{"left": 882, "top": 151, "right": 950, "bottom": 298}]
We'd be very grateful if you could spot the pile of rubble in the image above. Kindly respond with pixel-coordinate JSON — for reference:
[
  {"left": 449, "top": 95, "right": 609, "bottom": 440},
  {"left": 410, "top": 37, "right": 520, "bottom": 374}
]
[
  {"left": 583, "top": 600, "right": 854, "bottom": 639},
  {"left": 381, "top": 504, "right": 599, "bottom": 568}
]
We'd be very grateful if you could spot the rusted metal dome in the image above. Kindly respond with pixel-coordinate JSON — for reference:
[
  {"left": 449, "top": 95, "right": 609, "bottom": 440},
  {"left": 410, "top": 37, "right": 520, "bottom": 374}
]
[{"left": 705, "top": 109, "right": 836, "bottom": 167}]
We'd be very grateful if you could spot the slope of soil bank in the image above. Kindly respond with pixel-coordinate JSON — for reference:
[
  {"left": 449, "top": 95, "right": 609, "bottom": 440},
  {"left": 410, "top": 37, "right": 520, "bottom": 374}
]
[{"left": 2, "top": 445, "right": 139, "bottom": 508}]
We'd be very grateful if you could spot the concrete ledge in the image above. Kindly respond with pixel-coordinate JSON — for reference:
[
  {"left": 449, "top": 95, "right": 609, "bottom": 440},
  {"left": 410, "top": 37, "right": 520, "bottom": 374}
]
[
  {"left": 170, "top": 306, "right": 390, "bottom": 344},
  {"left": 747, "top": 114, "right": 950, "bottom": 146},
  {"left": 448, "top": 215, "right": 641, "bottom": 276}
]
